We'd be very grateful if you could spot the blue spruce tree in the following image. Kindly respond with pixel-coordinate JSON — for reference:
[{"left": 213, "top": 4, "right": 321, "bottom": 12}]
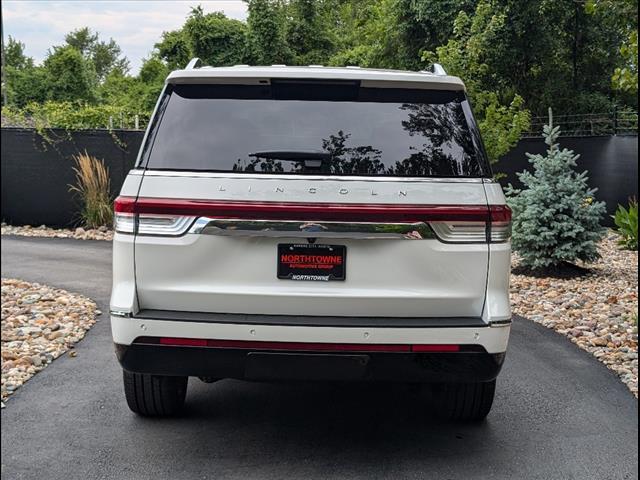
[{"left": 505, "top": 110, "right": 607, "bottom": 270}]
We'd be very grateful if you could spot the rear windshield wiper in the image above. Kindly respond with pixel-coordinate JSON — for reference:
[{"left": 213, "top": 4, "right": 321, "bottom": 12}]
[{"left": 249, "top": 150, "right": 331, "bottom": 168}]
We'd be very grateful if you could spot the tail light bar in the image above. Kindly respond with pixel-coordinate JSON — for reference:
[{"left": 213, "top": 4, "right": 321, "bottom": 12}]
[{"left": 114, "top": 197, "right": 511, "bottom": 243}]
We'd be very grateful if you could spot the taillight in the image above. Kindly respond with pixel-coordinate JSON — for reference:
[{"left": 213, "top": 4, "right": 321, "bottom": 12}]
[
  {"left": 427, "top": 205, "right": 511, "bottom": 243},
  {"left": 428, "top": 221, "right": 488, "bottom": 243},
  {"left": 489, "top": 205, "right": 512, "bottom": 243},
  {"left": 113, "top": 196, "right": 511, "bottom": 243},
  {"left": 114, "top": 196, "right": 195, "bottom": 236}
]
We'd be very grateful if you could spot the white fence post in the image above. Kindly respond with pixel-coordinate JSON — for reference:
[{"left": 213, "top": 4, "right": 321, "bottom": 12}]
[{"left": 135, "top": 115, "right": 139, "bottom": 130}]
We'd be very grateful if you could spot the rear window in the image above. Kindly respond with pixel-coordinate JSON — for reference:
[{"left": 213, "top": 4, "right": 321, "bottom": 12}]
[{"left": 139, "top": 82, "right": 491, "bottom": 178}]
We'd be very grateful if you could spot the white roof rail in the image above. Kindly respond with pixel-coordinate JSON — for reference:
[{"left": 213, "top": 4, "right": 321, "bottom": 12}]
[
  {"left": 431, "top": 63, "right": 447, "bottom": 76},
  {"left": 185, "top": 58, "right": 202, "bottom": 69}
]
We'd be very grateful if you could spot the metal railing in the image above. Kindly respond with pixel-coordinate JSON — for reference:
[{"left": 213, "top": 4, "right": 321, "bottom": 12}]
[{"left": 522, "top": 110, "right": 638, "bottom": 137}]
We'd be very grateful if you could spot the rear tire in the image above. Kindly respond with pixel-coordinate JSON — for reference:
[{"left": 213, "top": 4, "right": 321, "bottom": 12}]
[
  {"left": 436, "top": 379, "right": 496, "bottom": 421},
  {"left": 123, "top": 370, "right": 188, "bottom": 417}
]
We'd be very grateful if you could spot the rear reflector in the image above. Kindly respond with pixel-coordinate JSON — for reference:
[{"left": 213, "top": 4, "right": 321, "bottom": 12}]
[
  {"left": 159, "top": 337, "right": 207, "bottom": 347},
  {"left": 148, "top": 337, "right": 465, "bottom": 353},
  {"left": 411, "top": 344, "right": 460, "bottom": 352}
]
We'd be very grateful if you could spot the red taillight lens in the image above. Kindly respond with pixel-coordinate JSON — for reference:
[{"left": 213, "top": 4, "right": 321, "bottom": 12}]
[
  {"left": 489, "top": 205, "right": 512, "bottom": 243},
  {"left": 114, "top": 196, "right": 136, "bottom": 213},
  {"left": 113, "top": 196, "right": 195, "bottom": 236}
]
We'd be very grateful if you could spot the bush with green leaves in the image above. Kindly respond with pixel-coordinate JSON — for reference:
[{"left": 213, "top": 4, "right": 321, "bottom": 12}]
[
  {"left": 1, "top": 101, "right": 148, "bottom": 130},
  {"left": 505, "top": 110, "right": 607, "bottom": 270},
  {"left": 613, "top": 199, "right": 638, "bottom": 250}
]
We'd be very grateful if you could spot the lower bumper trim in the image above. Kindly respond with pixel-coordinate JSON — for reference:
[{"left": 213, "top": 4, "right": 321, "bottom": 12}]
[{"left": 115, "top": 343, "right": 506, "bottom": 383}]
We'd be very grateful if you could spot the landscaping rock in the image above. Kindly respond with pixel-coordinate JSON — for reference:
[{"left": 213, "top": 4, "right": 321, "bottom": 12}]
[
  {"left": 1, "top": 278, "right": 98, "bottom": 404},
  {"left": 1, "top": 224, "right": 113, "bottom": 241},
  {"left": 512, "top": 232, "right": 638, "bottom": 397}
]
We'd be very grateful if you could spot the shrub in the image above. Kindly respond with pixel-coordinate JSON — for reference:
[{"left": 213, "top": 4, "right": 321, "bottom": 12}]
[
  {"left": 505, "top": 109, "right": 607, "bottom": 270},
  {"left": 1, "top": 101, "right": 150, "bottom": 130},
  {"left": 69, "top": 151, "right": 113, "bottom": 228},
  {"left": 613, "top": 199, "right": 638, "bottom": 250}
]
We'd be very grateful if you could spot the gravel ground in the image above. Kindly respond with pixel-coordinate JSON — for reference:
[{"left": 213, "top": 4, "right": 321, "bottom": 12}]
[
  {"left": 1, "top": 223, "right": 113, "bottom": 241},
  {"left": 1, "top": 278, "right": 99, "bottom": 407},
  {"left": 511, "top": 232, "right": 638, "bottom": 397}
]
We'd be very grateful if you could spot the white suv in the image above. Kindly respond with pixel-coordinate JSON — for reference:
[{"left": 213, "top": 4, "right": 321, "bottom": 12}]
[{"left": 110, "top": 62, "right": 512, "bottom": 421}]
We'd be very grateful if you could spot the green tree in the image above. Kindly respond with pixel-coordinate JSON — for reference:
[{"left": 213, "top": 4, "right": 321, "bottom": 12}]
[
  {"left": 505, "top": 110, "right": 607, "bottom": 270},
  {"left": 586, "top": 0, "right": 638, "bottom": 95},
  {"left": 136, "top": 56, "right": 169, "bottom": 111},
  {"left": 423, "top": 0, "right": 530, "bottom": 163},
  {"left": 156, "top": 7, "right": 247, "bottom": 68},
  {"left": 184, "top": 6, "right": 247, "bottom": 66},
  {"left": 493, "top": 0, "right": 626, "bottom": 116},
  {"left": 2, "top": 36, "right": 47, "bottom": 107},
  {"left": 99, "top": 56, "right": 168, "bottom": 114},
  {"left": 392, "top": 0, "right": 476, "bottom": 70},
  {"left": 245, "top": 0, "right": 292, "bottom": 64},
  {"left": 3, "top": 36, "right": 34, "bottom": 69},
  {"left": 43, "top": 45, "right": 97, "bottom": 103},
  {"left": 156, "top": 30, "right": 192, "bottom": 71},
  {"left": 326, "top": 0, "right": 393, "bottom": 67},
  {"left": 65, "top": 27, "right": 130, "bottom": 81},
  {"left": 4, "top": 67, "right": 49, "bottom": 107},
  {"left": 286, "top": 0, "right": 335, "bottom": 64}
]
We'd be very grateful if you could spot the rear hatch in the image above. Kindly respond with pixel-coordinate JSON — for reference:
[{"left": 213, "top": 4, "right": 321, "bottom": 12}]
[{"left": 122, "top": 79, "right": 502, "bottom": 318}]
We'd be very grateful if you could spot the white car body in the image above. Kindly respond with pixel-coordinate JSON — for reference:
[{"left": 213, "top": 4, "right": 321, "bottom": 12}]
[{"left": 110, "top": 64, "right": 512, "bottom": 418}]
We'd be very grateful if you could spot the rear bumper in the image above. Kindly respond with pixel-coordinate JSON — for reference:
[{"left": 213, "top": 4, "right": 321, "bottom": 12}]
[
  {"left": 115, "top": 342, "right": 506, "bottom": 383},
  {"left": 111, "top": 315, "right": 511, "bottom": 354}
]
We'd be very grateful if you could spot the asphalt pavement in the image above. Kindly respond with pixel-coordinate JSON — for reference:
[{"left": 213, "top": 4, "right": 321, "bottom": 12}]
[{"left": 1, "top": 235, "right": 638, "bottom": 480}]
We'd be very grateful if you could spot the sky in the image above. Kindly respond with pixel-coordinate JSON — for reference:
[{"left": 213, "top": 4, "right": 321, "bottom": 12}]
[{"left": 2, "top": 0, "right": 249, "bottom": 73}]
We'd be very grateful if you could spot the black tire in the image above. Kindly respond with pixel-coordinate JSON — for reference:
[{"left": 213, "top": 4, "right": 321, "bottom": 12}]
[
  {"left": 123, "top": 370, "right": 188, "bottom": 417},
  {"left": 436, "top": 379, "right": 496, "bottom": 421}
]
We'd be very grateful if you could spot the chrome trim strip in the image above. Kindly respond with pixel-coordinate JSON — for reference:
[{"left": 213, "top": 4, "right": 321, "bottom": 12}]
[
  {"left": 429, "top": 221, "right": 487, "bottom": 243},
  {"left": 189, "top": 218, "right": 435, "bottom": 240},
  {"left": 140, "top": 170, "right": 487, "bottom": 183},
  {"left": 489, "top": 319, "right": 512, "bottom": 328},
  {"left": 110, "top": 310, "right": 133, "bottom": 318},
  {"left": 137, "top": 215, "right": 196, "bottom": 236}
]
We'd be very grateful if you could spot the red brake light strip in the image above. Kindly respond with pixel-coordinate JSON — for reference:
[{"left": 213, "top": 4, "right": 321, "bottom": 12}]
[{"left": 115, "top": 196, "right": 509, "bottom": 223}]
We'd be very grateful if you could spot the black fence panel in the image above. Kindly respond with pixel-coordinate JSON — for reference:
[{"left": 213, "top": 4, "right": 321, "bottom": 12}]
[
  {"left": 1, "top": 128, "right": 637, "bottom": 228},
  {"left": 1, "top": 128, "right": 144, "bottom": 227},
  {"left": 495, "top": 136, "right": 638, "bottom": 227}
]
